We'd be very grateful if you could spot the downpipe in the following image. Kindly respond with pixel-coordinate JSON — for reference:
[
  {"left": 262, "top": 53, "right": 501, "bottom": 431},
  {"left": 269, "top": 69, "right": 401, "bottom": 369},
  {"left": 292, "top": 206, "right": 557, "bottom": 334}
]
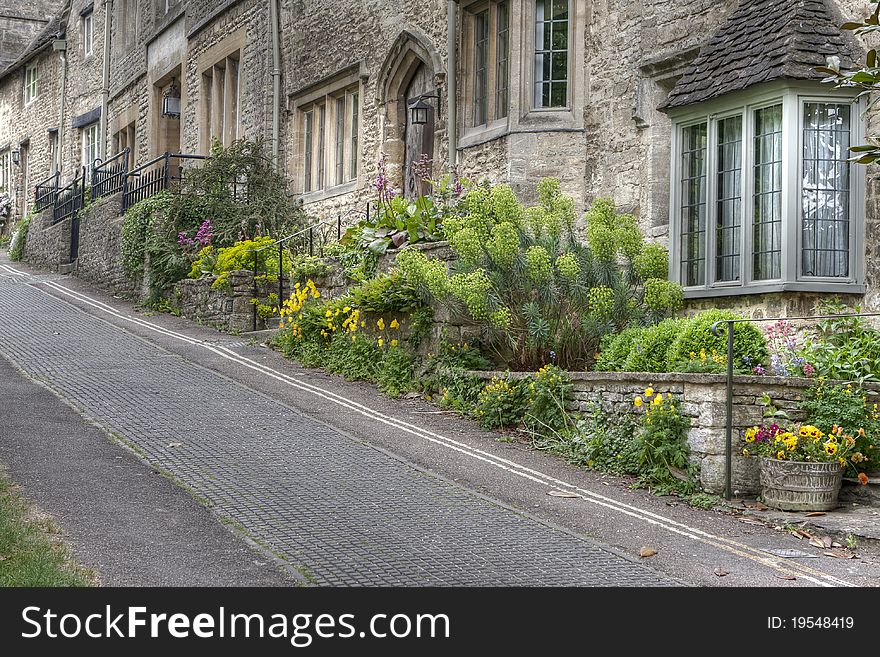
[{"left": 269, "top": 0, "right": 282, "bottom": 171}]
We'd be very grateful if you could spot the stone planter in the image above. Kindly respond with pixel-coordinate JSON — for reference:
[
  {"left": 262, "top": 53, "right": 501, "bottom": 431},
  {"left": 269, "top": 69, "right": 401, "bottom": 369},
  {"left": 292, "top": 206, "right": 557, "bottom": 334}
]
[{"left": 759, "top": 457, "right": 844, "bottom": 511}]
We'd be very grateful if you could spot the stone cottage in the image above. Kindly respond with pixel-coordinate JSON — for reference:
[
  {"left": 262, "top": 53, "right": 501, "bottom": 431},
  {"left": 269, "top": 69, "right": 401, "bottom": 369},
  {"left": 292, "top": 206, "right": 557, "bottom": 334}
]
[{"left": 0, "top": 0, "right": 876, "bottom": 317}]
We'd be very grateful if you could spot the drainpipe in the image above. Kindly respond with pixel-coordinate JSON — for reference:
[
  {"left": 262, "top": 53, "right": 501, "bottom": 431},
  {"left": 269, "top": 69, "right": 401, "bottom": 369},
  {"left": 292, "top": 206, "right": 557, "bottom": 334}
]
[
  {"left": 57, "top": 44, "right": 67, "bottom": 174},
  {"left": 269, "top": 0, "right": 282, "bottom": 171},
  {"left": 446, "top": 0, "right": 457, "bottom": 168},
  {"left": 100, "top": 0, "right": 113, "bottom": 159}
]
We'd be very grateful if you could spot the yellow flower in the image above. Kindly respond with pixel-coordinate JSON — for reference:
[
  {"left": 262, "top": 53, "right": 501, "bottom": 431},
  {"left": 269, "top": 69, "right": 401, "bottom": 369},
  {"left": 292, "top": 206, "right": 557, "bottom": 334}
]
[
  {"left": 378, "top": 338, "right": 384, "bottom": 347},
  {"left": 343, "top": 306, "right": 351, "bottom": 313},
  {"left": 652, "top": 395, "right": 662, "bottom": 406},
  {"left": 644, "top": 387, "right": 655, "bottom": 397},
  {"left": 390, "top": 339, "right": 399, "bottom": 347},
  {"left": 390, "top": 318, "right": 400, "bottom": 330},
  {"left": 634, "top": 396, "right": 643, "bottom": 408},
  {"left": 776, "top": 451, "right": 786, "bottom": 460},
  {"left": 377, "top": 318, "right": 386, "bottom": 330},
  {"left": 745, "top": 427, "right": 757, "bottom": 443},
  {"left": 743, "top": 448, "right": 750, "bottom": 457},
  {"left": 824, "top": 441, "right": 838, "bottom": 456}
]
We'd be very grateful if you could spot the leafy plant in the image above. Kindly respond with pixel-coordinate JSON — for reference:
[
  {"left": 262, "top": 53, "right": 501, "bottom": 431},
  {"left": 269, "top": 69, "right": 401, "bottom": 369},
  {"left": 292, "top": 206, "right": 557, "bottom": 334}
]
[
  {"left": 533, "top": 404, "right": 641, "bottom": 476},
  {"left": 666, "top": 309, "right": 768, "bottom": 374},
  {"left": 473, "top": 374, "right": 530, "bottom": 430},
  {"left": 523, "top": 364, "right": 573, "bottom": 435},
  {"left": 633, "top": 389, "right": 696, "bottom": 495},
  {"left": 398, "top": 180, "right": 683, "bottom": 370},
  {"left": 290, "top": 254, "right": 331, "bottom": 285},
  {"left": 7, "top": 213, "right": 32, "bottom": 262},
  {"left": 801, "top": 299, "right": 880, "bottom": 382},
  {"left": 798, "top": 380, "right": 880, "bottom": 472},
  {"left": 376, "top": 347, "right": 418, "bottom": 397}
]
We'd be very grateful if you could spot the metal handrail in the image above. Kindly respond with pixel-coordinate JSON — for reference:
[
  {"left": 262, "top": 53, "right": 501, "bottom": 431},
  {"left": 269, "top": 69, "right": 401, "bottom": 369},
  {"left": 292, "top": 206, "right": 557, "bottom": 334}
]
[
  {"left": 91, "top": 148, "right": 130, "bottom": 201},
  {"left": 52, "top": 167, "right": 86, "bottom": 224},
  {"left": 121, "top": 151, "right": 209, "bottom": 213},
  {"left": 34, "top": 170, "right": 60, "bottom": 212},
  {"left": 247, "top": 204, "right": 372, "bottom": 330},
  {"left": 710, "top": 311, "right": 880, "bottom": 500}
]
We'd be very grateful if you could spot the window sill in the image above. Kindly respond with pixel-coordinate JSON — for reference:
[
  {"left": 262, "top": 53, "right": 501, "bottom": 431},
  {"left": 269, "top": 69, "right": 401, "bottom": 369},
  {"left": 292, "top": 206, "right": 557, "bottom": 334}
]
[
  {"left": 457, "top": 120, "right": 510, "bottom": 150},
  {"left": 682, "top": 281, "right": 866, "bottom": 299},
  {"left": 300, "top": 181, "right": 358, "bottom": 204}
]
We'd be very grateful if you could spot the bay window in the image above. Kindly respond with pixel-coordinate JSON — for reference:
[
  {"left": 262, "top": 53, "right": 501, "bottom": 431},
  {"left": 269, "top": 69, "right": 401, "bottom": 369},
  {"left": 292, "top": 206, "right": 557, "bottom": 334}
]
[
  {"left": 670, "top": 85, "right": 864, "bottom": 296},
  {"left": 463, "top": 1, "right": 510, "bottom": 129}
]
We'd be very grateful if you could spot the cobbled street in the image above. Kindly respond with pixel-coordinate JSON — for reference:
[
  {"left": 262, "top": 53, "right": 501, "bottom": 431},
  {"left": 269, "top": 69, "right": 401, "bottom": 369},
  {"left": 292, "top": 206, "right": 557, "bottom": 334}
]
[{"left": 0, "top": 267, "right": 675, "bottom": 586}]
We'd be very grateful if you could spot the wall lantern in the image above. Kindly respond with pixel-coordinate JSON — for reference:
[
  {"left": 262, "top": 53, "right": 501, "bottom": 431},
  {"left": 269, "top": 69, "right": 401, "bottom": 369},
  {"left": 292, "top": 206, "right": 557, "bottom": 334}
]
[
  {"left": 11, "top": 148, "right": 20, "bottom": 165},
  {"left": 162, "top": 78, "right": 181, "bottom": 119},
  {"left": 408, "top": 94, "right": 439, "bottom": 126}
]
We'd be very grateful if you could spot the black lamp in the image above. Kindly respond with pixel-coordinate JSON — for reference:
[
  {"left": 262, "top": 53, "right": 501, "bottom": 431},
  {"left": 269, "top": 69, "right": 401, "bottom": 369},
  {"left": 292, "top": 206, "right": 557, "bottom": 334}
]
[
  {"left": 408, "top": 94, "right": 439, "bottom": 125},
  {"left": 162, "top": 78, "right": 181, "bottom": 119},
  {"left": 11, "top": 148, "right": 19, "bottom": 165}
]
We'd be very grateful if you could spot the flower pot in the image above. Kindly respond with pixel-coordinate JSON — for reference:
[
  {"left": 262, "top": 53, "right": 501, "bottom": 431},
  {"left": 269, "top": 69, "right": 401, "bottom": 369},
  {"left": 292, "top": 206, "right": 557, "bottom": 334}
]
[{"left": 759, "top": 458, "right": 843, "bottom": 512}]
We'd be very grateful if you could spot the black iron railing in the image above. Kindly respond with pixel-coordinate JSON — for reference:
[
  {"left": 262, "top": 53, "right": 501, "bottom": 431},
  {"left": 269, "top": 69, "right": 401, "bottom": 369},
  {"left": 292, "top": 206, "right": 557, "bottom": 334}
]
[
  {"left": 711, "top": 311, "right": 880, "bottom": 500},
  {"left": 91, "top": 148, "right": 130, "bottom": 201},
  {"left": 246, "top": 205, "right": 373, "bottom": 331},
  {"left": 52, "top": 167, "right": 86, "bottom": 225},
  {"left": 34, "top": 171, "right": 60, "bottom": 212},
  {"left": 121, "top": 152, "right": 209, "bottom": 213}
]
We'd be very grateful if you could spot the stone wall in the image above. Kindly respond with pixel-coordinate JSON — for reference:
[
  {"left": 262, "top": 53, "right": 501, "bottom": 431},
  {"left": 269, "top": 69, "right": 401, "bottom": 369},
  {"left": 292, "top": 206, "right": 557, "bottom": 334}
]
[
  {"left": 74, "top": 193, "right": 139, "bottom": 297},
  {"left": 22, "top": 207, "right": 70, "bottom": 271},
  {"left": 467, "top": 369, "right": 869, "bottom": 496},
  {"left": 175, "top": 271, "right": 259, "bottom": 334}
]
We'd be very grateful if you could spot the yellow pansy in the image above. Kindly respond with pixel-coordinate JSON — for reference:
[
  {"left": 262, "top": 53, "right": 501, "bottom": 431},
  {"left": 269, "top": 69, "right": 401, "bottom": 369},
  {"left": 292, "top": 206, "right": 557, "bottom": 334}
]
[{"left": 390, "top": 318, "right": 400, "bottom": 330}]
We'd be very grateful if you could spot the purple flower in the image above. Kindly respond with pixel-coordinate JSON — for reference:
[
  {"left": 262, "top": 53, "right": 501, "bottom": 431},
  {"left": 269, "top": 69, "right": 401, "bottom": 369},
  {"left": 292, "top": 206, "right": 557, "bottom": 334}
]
[
  {"left": 753, "top": 364, "right": 766, "bottom": 375},
  {"left": 195, "top": 219, "right": 213, "bottom": 246},
  {"left": 549, "top": 350, "right": 556, "bottom": 361}
]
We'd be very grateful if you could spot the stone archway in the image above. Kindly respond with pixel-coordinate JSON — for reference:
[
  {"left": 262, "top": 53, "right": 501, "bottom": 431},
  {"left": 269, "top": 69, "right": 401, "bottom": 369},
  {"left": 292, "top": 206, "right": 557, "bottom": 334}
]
[{"left": 376, "top": 29, "right": 445, "bottom": 198}]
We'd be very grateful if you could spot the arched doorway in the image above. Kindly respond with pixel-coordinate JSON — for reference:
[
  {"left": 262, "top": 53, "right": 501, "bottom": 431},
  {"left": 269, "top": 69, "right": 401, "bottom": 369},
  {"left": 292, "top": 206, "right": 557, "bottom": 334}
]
[
  {"left": 403, "top": 64, "right": 434, "bottom": 198},
  {"left": 376, "top": 29, "right": 445, "bottom": 199}
]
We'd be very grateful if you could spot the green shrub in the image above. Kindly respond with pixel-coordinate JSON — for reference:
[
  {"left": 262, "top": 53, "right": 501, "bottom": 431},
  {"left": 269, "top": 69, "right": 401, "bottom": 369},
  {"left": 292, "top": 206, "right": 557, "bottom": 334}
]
[
  {"left": 7, "top": 214, "right": 31, "bottom": 262},
  {"left": 635, "top": 392, "right": 696, "bottom": 495},
  {"left": 594, "top": 326, "right": 648, "bottom": 371},
  {"left": 473, "top": 374, "right": 530, "bottom": 430},
  {"left": 198, "top": 236, "right": 289, "bottom": 292},
  {"left": 667, "top": 310, "right": 768, "bottom": 374},
  {"left": 398, "top": 180, "right": 683, "bottom": 370},
  {"left": 325, "top": 333, "right": 382, "bottom": 381},
  {"left": 290, "top": 254, "right": 331, "bottom": 285},
  {"left": 622, "top": 318, "right": 686, "bottom": 373},
  {"left": 376, "top": 347, "right": 418, "bottom": 398},
  {"left": 524, "top": 365, "right": 573, "bottom": 435},
  {"left": 534, "top": 405, "right": 641, "bottom": 476},
  {"left": 801, "top": 299, "right": 880, "bottom": 382},
  {"left": 346, "top": 271, "right": 422, "bottom": 313}
]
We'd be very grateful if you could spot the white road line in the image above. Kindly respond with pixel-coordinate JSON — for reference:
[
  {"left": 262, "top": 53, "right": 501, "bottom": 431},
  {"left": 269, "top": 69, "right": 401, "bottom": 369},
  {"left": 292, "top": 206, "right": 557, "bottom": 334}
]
[{"left": 23, "top": 273, "right": 856, "bottom": 587}]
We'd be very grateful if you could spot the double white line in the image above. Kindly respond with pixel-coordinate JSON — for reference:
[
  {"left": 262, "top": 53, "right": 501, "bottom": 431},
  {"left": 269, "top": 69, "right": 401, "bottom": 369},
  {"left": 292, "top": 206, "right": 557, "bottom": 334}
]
[{"left": 20, "top": 271, "right": 856, "bottom": 587}]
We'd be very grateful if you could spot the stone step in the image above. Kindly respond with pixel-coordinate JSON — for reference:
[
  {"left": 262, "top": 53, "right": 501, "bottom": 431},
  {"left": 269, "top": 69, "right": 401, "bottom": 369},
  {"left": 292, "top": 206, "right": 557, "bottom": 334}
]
[{"left": 840, "top": 476, "right": 880, "bottom": 506}]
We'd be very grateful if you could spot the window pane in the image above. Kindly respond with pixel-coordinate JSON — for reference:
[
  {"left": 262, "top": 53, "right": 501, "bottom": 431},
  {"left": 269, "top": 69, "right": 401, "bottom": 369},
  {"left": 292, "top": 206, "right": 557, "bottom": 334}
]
[
  {"left": 802, "top": 102, "right": 850, "bottom": 278},
  {"left": 335, "top": 97, "right": 345, "bottom": 185},
  {"left": 753, "top": 104, "right": 783, "bottom": 281},
  {"left": 303, "top": 110, "right": 313, "bottom": 192},
  {"left": 716, "top": 116, "right": 742, "bottom": 282},
  {"left": 534, "top": 0, "right": 568, "bottom": 108},
  {"left": 473, "top": 10, "right": 489, "bottom": 126},
  {"left": 495, "top": 1, "right": 509, "bottom": 120},
  {"left": 349, "top": 92, "right": 359, "bottom": 181},
  {"left": 680, "top": 123, "right": 708, "bottom": 286},
  {"left": 317, "top": 105, "right": 325, "bottom": 190}
]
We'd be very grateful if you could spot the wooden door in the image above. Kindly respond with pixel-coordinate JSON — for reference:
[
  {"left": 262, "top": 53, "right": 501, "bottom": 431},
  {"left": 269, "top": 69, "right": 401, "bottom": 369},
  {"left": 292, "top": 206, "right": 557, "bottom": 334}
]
[{"left": 403, "top": 64, "right": 434, "bottom": 198}]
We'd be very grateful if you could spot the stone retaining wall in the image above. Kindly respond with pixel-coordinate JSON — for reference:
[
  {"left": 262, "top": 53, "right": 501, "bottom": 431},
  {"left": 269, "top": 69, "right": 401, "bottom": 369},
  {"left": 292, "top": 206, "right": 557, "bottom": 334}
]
[
  {"left": 74, "top": 194, "right": 140, "bottom": 297},
  {"left": 467, "top": 370, "right": 872, "bottom": 496},
  {"left": 175, "top": 271, "right": 275, "bottom": 334},
  {"left": 22, "top": 208, "right": 71, "bottom": 271}
]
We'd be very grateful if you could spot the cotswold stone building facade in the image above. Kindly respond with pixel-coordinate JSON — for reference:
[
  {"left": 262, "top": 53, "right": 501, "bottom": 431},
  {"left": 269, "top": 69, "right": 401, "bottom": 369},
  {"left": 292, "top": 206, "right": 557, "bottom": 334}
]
[{"left": 1, "top": 0, "right": 878, "bottom": 315}]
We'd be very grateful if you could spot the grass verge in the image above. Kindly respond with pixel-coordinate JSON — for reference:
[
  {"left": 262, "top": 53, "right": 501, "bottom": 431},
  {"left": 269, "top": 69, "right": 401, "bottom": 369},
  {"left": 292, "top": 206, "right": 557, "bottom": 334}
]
[{"left": 0, "top": 472, "right": 96, "bottom": 587}]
